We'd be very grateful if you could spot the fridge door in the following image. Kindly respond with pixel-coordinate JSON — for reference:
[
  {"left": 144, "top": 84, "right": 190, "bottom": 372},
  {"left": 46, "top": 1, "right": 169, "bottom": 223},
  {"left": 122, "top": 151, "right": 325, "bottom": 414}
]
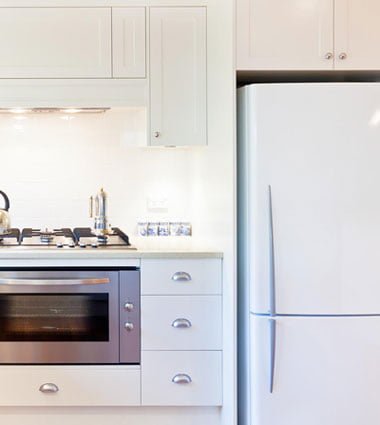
[
  {"left": 242, "top": 83, "right": 380, "bottom": 314},
  {"left": 251, "top": 314, "right": 380, "bottom": 425}
]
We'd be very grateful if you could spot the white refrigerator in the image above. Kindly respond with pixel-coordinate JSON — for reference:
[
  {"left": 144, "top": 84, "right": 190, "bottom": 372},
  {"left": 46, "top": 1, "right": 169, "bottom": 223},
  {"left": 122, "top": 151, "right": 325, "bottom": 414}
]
[{"left": 238, "top": 83, "right": 380, "bottom": 425}]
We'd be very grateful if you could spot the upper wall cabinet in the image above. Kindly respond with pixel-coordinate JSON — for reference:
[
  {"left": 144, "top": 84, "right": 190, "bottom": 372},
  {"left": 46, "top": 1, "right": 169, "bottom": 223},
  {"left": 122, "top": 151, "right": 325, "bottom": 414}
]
[
  {"left": 334, "top": 0, "right": 380, "bottom": 70},
  {"left": 112, "top": 8, "right": 146, "bottom": 78},
  {"left": 237, "top": 0, "right": 380, "bottom": 71},
  {"left": 149, "top": 8, "right": 207, "bottom": 146},
  {"left": 0, "top": 8, "right": 112, "bottom": 78},
  {"left": 236, "top": 0, "right": 334, "bottom": 70}
]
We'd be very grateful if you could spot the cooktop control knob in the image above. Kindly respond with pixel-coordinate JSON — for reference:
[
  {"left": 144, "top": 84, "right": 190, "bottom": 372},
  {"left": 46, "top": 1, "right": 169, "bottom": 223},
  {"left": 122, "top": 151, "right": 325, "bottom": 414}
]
[
  {"left": 56, "top": 243, "right": 63, "bottom": 248},
  {"left": 91, "top": 243, "right": 98, "bottom": 248},
  {"left": 124, "top": 322, "right": 134, "bottom": 331},
  {"left": 79, "top": 243, "right": 86, "bottom": 248},
  {"left": 124, "top": 302, "right": 134, "bottom": 312}
]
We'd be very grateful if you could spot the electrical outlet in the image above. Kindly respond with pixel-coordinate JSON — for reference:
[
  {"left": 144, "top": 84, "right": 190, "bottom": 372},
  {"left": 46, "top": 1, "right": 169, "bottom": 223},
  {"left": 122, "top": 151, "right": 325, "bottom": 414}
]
[{"left": 147, "top": 197, "right": 169, "bottom": 211}]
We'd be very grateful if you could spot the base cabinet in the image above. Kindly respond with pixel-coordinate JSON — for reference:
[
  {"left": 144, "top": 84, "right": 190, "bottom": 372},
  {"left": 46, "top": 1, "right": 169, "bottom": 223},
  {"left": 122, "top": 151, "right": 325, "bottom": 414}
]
[
  {"left": 142, "top": 351, "right": 222, "bottom": 406},
  {"left": 0, "top": 366, "right": 140, "bottom": 406}
]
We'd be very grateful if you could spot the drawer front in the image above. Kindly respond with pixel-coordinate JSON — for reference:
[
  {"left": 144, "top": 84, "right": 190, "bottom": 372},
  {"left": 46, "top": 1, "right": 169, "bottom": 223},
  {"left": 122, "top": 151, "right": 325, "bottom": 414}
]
[
  {"left": 142, "top": 295, "right": 222, "bottom": 350},
  {"left": 0, "top": 366, "right": 140, "bottom": 406},
  {"left": 142, "top": 351, "right": 222, "bottom": 406},
  {"left": 141, "top": 259, "right": 222, "bottom": 295}
]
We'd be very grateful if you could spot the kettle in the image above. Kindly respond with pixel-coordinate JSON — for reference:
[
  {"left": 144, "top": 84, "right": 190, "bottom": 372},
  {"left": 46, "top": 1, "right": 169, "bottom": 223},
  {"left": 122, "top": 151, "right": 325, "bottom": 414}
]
[{"left": 0, "top": 191, "right": 10, "bottom": 235}]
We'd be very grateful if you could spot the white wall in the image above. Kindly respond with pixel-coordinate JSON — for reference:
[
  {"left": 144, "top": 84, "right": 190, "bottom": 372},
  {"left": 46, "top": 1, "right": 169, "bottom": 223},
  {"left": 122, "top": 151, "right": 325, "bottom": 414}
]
[{"left": 0, "top": 109, "right": 204, "bottom": 241}]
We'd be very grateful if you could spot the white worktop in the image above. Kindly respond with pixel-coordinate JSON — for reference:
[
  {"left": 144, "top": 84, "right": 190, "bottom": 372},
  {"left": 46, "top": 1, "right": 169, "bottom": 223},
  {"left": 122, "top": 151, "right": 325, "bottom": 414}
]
[
  {"left": 0, "top": 249, "right": 222, "bottom": 260},
  {"left": 0, "top": 239, "right": 223, "bottom": 260}
]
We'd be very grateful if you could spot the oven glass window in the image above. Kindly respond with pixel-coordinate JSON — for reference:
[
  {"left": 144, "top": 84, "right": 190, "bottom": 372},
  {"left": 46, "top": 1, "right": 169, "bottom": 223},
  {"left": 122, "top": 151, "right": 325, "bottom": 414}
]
[{"left": 0, "top": 294, "right": 109, "bottom": 341}]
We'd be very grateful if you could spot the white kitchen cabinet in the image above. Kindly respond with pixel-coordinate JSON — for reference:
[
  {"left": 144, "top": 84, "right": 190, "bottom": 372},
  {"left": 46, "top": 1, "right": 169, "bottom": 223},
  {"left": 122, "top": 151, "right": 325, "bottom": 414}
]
[
  {"left": 236, "top": 0, "right": 334, "bottom": 70},
  {"left": 334, "top": 0, "right": 380, "bottom": 70},
  {"left": 0, "top": 366, "right": 140, "bottom": 406},
  {"left": 142, "top": 295, "right": 222, "bottom": 350},
  {"left": 0, "top": 8, "right": 112, "bottom": 78},
  {"left": 112, "top": 8, "right": 146, "bottom": 78},
  {"left": 141, "top": 257, "right": 223, "bottom": 406},
  {"left": 237, "top": 0, "right": 380, "bottom": 71},
  {"left": 149, "top": 7, "right": 207, "bottom": 146},
  {"left": 142, "top": 351, "right": 222, "bottom": 406},
  {"left": 141, "top": 258, "right": 222, "bottom": 295}
]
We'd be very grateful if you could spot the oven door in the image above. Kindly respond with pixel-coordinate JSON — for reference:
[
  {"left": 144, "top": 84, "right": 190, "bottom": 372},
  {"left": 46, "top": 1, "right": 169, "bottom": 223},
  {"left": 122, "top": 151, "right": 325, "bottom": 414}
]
[{"left": 0, "top": 270, "right": 119, "bottom": 364}]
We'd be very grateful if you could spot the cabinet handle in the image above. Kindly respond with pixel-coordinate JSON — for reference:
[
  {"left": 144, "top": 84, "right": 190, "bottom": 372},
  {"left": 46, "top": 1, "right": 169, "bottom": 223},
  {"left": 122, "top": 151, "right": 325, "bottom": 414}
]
[
  {"left": 339, "top": 53, "right": 347, "bottom": 60},
  {"left": 171, "top": 271, "right": 192, "bottom": 282},
  {"left": 324, "top": 52, "right": 333, "bottom": 60},
  {"left": 39, "top": 383, "right": 59, "bottom": 394},
  {"left": 153, "top": 131, "right": 161, "bottom": 138},
  {"left": 172, "top": 374, "right": 192, "bottom": 384},
  {"left": 172, "top": 318, "right": 192, "bottom": 329},
  {"left": 269, "top": 318, "right": 276, "bottom": 393}
]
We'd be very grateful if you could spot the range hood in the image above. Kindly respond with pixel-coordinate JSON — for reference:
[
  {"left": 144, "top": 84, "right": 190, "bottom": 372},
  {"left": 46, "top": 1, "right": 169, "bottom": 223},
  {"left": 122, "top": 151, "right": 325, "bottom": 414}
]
[
  {"left": 0, "top": 107, "right": 110, "bottom": 114},
  {"left": 0, "top": 80, "right": 147, "bottom": 109}
]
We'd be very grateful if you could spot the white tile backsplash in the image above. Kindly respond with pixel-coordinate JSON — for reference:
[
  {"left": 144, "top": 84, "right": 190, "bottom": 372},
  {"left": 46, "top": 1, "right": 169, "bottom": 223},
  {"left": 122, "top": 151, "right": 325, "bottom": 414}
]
[{"left": 0, "top": 108, "right": 201, "bottom": 239}]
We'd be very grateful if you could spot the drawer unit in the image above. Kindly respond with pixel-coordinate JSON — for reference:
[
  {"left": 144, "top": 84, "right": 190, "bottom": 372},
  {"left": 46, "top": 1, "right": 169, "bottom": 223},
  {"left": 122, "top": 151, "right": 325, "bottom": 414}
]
[
  {"left": 141, "top": 259, "right": 222, "bottom": 295},
  {"left": 0, "top": 366, "right": 140, "bottom": 406},
  {"left": 142, "top": 295, "right": 222, "bottom": 350},
  {"left": 141, "top": 351, "right": 222, "bottom": 406}
]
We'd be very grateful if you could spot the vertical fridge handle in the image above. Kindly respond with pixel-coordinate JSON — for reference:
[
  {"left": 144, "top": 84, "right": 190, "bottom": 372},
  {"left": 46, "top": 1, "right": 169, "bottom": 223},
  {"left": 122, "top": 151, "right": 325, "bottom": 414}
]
[
  {"left": 268, "top": 185, "right": 276, "bottom": 316},
  {"left": 269, "top": 317, "right": 276, "bottom": 393}
]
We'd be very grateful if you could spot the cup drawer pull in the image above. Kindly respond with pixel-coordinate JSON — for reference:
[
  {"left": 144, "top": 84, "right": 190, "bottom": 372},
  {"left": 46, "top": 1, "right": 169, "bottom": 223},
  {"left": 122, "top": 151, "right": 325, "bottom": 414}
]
[
  {"left": 172, "top": 318, "right": 192, "bottom": 329},
  {"left": 172, "top": 374, "right": 192, "bottom": 384},
  {"left": 171, "top": 272, "right": 192, "bottom": 282},
  {"left": 39, "top": 383, "right": 59, "bottom": 394}
]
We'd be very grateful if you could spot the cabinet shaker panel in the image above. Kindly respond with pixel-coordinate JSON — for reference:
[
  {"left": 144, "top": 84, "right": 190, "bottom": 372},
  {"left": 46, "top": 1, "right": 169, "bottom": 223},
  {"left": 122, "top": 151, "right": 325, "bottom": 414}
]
[
  {"left": 0, "top": 8, "right": 112, "bottom": 78},
  {"left": 112, "top": 8, "right": 146, "bottom": 78},
  {"left": 149, "top": 7, "right": 207, "bottom": 146}
]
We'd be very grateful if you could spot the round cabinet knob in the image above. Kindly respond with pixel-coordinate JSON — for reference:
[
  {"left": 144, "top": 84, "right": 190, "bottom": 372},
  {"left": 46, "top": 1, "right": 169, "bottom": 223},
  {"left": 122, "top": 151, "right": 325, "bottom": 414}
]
[
  {"left": 124, "top": 322, "right": 134, "bottom": 331},
  {"left": 153, "top": 131, "right": 161, "bottom": 138},
  {"left": 124, "top": 302, "right": 134, "bottom": 312},
  {"left": 324, "top": 52, "right": 333, "bottom": 60},
  {"left": 339, "top": 53, "right": 347, "bottom": 60}
]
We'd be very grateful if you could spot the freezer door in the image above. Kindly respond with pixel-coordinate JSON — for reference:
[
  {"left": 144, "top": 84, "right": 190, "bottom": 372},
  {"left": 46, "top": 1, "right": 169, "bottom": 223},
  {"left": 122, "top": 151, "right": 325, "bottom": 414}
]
[
  {"left": 244, "top": 83, "right": 380, "bottom": 314},
  {"left": 251, "top": 314, "right": 380, "bottom": 425}
]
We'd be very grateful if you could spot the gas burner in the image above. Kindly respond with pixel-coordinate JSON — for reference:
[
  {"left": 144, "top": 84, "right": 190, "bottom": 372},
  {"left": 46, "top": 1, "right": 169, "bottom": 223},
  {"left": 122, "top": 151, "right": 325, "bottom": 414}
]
[
  {"left": 0, "top": 229, "right": 20, "bottom": 246},
  {"left": 40, "top": 229, "right": 55, "bottom": 243},
  {"left": 0, "top": 227, "right": 135, "bottom": 249}
]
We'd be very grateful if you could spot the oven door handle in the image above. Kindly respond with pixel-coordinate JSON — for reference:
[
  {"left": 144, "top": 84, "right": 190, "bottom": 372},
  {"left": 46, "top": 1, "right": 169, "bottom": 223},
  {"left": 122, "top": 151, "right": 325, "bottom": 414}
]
[{"left": 0, "top": 278, "right": 110, "bottom": 286}]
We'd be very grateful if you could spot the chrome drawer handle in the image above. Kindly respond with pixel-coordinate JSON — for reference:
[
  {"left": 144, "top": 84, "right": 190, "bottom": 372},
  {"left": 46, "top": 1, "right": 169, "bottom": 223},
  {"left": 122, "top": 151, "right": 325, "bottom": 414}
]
[
  {"left": 0, "top": 278, "right": 110, "bottom": 286},
  {"left": 171, "top": 272, "right": 192, "bottom": 282},
  {"left": 172, "top": 374, "right": 192, "bottom": 384},
  {"left": 39, "top": 383, "right": 59, "bottom": 394},
  {"left": 172, "top": 318, "right": 192, "bottom": 329}
]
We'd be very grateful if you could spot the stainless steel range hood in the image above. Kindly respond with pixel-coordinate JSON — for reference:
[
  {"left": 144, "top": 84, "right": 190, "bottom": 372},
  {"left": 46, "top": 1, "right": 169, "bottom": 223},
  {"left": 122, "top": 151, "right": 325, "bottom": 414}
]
[{"left": 0, "top": 107, "right": 110, "bottom": 114}]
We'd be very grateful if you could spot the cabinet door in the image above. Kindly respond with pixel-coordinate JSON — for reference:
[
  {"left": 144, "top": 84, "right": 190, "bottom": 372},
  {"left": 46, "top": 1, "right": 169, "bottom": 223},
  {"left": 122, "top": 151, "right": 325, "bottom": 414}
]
[
  {"left": 236, "top": 0, "right": 334, "bottom": 70},
  {"left": 112, "top": 8, "right": 146, "bottom": 78},
  {"left": 335, "top": 0, "right": 380, "bottom": 70},
  {"left": 252, "top": 315, "right": 380, "bottom": 425},
  {"left": 0, "top": 8, "right": 111, "bottom": 78},
  {"left": 150, "top": 8, "right": 207, "bottom": 146}
]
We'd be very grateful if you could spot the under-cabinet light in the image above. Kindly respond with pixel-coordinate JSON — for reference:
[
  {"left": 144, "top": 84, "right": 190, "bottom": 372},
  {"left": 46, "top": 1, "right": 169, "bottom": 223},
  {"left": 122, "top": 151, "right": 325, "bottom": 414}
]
[{"left": 0, "top": 107, "right": 110, "bottom": 114}]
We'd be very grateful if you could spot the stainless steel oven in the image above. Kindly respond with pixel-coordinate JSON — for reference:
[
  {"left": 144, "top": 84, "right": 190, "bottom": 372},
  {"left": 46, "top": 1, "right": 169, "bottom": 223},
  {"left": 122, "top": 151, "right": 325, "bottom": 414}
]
[{"left": 0, "top": 268, "right": 140, "bottom": 364}]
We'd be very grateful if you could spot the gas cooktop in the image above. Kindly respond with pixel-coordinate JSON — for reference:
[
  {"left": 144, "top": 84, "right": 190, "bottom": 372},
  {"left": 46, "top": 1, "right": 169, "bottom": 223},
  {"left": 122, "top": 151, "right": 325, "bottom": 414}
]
[{"left": 0, "top": 227, "right": 135, "bottom": 249}]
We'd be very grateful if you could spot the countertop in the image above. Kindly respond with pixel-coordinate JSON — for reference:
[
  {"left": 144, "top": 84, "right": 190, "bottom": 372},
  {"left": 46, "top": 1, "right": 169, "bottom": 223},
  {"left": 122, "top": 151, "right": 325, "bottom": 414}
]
[{"left": 0, "top": 239, "right": 223, "bottom": 260}]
